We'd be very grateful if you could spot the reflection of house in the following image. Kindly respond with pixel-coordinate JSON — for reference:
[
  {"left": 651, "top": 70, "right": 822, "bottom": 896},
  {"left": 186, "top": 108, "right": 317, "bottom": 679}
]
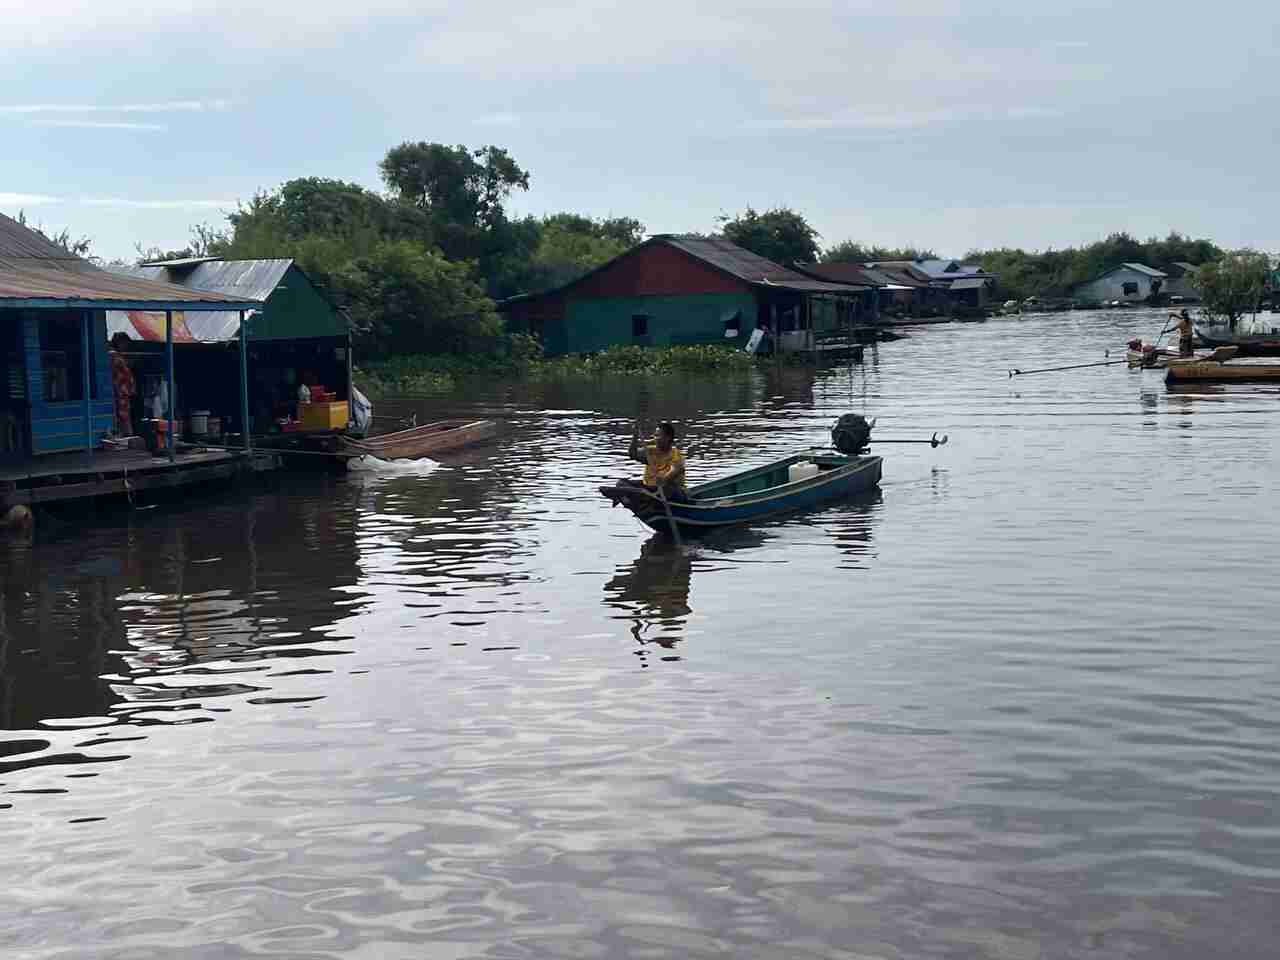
[
  {"left": 106, "top": 259, "right": 351, "bottom": 434},
  {"left": 1073, "top": 263, "right": 1167, "bottom": 303},
  {"left": 1162, "top": 262, "right": 1201, "bottom": 301},
  {"left": 500, "top": 235, "right": 867, "bottom": 355}
]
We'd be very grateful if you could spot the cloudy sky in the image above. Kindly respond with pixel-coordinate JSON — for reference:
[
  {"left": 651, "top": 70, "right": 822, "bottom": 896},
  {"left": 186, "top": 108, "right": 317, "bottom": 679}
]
[{"left": 2, "top": 0, "right": 1276, "bottom": 261}]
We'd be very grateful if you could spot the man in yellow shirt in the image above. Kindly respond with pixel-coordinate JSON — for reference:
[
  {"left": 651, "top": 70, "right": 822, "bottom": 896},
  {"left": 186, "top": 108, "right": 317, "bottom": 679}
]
[{"left": 625, "top": 420, "right": 687, "bottom": 500}]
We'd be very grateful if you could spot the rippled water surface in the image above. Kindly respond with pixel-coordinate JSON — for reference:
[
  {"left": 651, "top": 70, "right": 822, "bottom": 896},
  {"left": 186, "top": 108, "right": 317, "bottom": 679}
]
[{"left": 3, "top": 310, "right": 1279, "bottom": 958}]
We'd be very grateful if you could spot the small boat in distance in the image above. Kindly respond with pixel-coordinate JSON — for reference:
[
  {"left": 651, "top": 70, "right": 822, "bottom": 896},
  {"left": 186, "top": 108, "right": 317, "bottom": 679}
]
[
  {"left": 1195, "top": 326, "right": 1280, "bottom": 357},
  {"left": 1165, "top": 361, "right": 1280, "bottom": 384},
  {"left": 342, "top": 419, "right": 496, "bottom": 460},
  {"left": 599, "top": 451, "right": 883, "bottom": 533}
]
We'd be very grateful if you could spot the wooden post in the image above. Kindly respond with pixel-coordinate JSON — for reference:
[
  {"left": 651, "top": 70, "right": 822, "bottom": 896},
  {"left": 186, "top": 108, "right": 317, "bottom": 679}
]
[
  {"left": 165, "top": 309, "right": 175, "bottom": 462},
  {"left": 239, "top": 310, "right": 251, "bottom": 452},
  {"left": 80, "top": 310, "right": 92, "bottom": 454},
  {"left": 346, "top": 331, "right": 353, "bottom": 429}
]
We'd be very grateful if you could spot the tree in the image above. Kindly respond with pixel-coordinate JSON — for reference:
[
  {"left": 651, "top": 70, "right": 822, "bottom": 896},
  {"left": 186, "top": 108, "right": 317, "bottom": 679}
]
[
  {"left": 16, "top": 209, "right": 92, "bottom": 258},
  {"left": 719, "top": 207, "right": 819, "bottom": 265},
  {"left": 332, "top": 240, "right": 502, "bottom": 358},
  {"left": 823, "top": 240, "right": 938, "bottom": 264},
  {"left": 1194, "top": 249, "right": 1273, "bottom": 330},
  {"left": 378, "top": 142, "right": 530, "bottom": 229}
]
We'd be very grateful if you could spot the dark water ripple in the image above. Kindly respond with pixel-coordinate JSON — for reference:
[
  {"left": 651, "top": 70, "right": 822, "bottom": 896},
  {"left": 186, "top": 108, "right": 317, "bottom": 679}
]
[{"left": 2, "top": 310, "right": 1280, "bottom": 957}]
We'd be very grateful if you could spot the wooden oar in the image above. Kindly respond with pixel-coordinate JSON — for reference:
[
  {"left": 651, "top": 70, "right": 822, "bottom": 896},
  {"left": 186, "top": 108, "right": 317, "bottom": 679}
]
[
  {"left": 655, "top": 483, "right": 684, "bottom": 548},
  {"left": 871, "top": 433, "right": 949, "bottom": 447},
  {"left": 1008, "top": 359, "right": 1125, "bottom": 377}
]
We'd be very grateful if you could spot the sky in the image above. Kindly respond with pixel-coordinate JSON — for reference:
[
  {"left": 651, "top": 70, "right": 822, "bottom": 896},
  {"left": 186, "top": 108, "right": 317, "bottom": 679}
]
[{"left": 2, "top": 0, "right": 1276, "bottom": 262}]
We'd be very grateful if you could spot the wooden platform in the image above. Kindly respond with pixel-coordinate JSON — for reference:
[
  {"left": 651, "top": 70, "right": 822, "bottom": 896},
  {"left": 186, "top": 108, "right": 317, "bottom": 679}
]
[{"left": 0, "top": 447, "right": 279, "bottom": 509}]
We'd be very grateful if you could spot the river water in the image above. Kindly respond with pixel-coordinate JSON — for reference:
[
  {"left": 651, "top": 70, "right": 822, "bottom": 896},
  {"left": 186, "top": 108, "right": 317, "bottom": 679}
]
[{"left": 2, "top": 309, "right": 1279, "bottom": 958}]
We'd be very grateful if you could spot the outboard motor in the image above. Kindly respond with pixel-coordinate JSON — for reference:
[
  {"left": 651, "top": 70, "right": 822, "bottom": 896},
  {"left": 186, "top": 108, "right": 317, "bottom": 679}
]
[{"left": 831, "top": 414, "right": 873, "bottom": 455}]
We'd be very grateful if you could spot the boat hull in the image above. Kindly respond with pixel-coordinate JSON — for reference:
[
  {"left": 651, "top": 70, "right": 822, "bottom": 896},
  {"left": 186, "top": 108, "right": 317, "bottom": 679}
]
[
  {"left": 1164, "top": 362, "right": 1280, "bottom": 384},
  {"left": 342, "top": 419, "right": 496, "bottom": 460},
  {"left": 600, "top": 453, "right": 883, "bottom": 533},
  {"left": 1194, "top": 328, "right": 1280, "bottom": 357}
]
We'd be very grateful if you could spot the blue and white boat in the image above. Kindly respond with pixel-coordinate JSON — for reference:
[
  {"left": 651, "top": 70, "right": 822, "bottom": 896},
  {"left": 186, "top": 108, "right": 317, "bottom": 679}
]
[{"left": 599, "top": 451, "right": 883, "bottom": 533}]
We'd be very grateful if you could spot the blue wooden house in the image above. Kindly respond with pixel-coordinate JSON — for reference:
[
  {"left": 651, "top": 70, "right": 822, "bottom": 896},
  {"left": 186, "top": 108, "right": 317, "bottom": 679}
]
[{"left": 0, "top": 212, "right": 261, "bottom": 465}]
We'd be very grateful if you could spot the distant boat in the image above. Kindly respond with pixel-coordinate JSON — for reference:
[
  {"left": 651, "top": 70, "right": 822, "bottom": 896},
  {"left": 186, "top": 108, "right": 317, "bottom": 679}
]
[
  {"left": 342, "top": 419, "right": 496, "bottom": 460},
  {"left": 1195, "top": 325, "right": 1280, "bottom": 357},
  {"left": 599, "top": 452, "right": 882, "bottom": 533},
  {"left": 1165, "top": 360, "right": 1280, "bottom": 384}
]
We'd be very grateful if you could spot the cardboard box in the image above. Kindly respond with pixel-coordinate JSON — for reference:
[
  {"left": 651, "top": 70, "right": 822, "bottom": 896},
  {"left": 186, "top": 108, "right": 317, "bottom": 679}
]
[{"left": 299, "top": 401, "right": 349, "bottom": 431}]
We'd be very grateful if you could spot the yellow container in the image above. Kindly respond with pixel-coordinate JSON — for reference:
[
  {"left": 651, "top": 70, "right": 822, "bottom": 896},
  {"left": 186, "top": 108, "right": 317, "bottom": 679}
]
[{"left": 300, "top": 400, "right": 349, "bottom": 431}]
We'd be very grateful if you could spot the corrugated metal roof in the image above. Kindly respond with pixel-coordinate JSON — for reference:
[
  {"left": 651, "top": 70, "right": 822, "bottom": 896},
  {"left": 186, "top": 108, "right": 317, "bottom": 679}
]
[
  {"left": 950, "top": 277, "right": 991, "bottom": 290},
  {"left": 794, "top": 262, "right": 884, "bottom": 287},
  {"left": 107, "top": 259, "right": 294, "bottom": 342},
  {"left": 657, "top": 235, "right": 805, "bottom": 283},
  {"left": 0, "top": 212, "right": 263, "bottom": 311},
  {"left": 1120, "top": 262, "right": 1167, "bottom": 278},
  {"left": 755, "top": 278, "right": 870, "bottom": 294}
]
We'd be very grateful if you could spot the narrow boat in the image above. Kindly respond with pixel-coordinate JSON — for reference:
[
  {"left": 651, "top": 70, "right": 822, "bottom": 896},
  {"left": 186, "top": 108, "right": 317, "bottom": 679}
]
[
  {"left": 341, "top": 418, "right": 496, "bottom": 460},
  {"left": 599, "top": 451, "right": 882, "bottom": 533},
  {"left": 1195, "top": 326, "right": 1280, "bottom": 357},
  {"left": 1164, "top": 361, "right": 1280, "bottom": 384},
  {"left": 1126, "top": 345, "right": 1237, "bottom": 368}
]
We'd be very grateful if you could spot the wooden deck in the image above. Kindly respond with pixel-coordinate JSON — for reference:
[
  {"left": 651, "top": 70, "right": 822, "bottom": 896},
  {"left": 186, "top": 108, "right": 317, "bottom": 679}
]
[{"left": 0, "top": 447, "right": 279, "bottom": 509}]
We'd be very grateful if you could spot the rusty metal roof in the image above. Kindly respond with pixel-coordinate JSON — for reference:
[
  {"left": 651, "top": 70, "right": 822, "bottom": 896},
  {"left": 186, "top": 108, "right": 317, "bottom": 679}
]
[
  {"left": 0, "top": 212, "right": 263, "bottom": 311},
  {"left": 794, "top": 262, "right": 884, "bottom": 287}
]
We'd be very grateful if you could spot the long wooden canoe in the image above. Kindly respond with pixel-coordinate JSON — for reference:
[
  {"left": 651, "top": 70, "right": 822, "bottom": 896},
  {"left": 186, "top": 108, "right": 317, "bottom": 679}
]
[
  {"left": 1165, "top": 361, "right": 1280, "bottom": 384},
  {"left": 342, "top": 419, "right": 496, "bottom": 460},
  {"left": 599, "top": 452, "right": 882, "bottom": 534},
  {"left": 1195, "top": 326, "right": 1280, "bottom": 357}
]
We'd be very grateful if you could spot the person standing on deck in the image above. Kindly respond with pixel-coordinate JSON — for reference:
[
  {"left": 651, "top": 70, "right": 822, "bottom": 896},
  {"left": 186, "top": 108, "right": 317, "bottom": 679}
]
[
  {"left": 1170, "top": 309, "right": 1194, "bottom": 357},
  {"left": 621, "top": 421, "right": 688, "bottom": 501},
  {"left": 109, "top": 333, "right": 136, "bottom": 436}
]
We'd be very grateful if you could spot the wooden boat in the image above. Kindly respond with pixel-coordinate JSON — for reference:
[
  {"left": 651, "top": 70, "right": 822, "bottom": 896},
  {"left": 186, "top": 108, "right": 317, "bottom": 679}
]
[
  {"left": 1195, "top": 326, "right": 1280, "bottom": 357},
  {"left": 599, "top": 451, "right": 882, "bottom": 533},
  {"left": 1165, "top": 361, "right": 1280, "bottom": 384},
  {"left": 341, "top": 419, "right": 496, "bottom": 460},
  {"left": 1127, "top": 345, "right": 1237, "bottom": 368}
]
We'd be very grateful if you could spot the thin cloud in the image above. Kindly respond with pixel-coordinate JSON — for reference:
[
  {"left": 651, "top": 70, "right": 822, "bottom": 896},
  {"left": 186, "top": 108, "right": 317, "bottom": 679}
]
[
  {"left": 78, "top": 197, "right": 234, "bottom": 209},
  {"left": 0, "top": 100, "right": 229, "bottom": 114},
  {"left": 35, "top": 120, "right": 167, "bottom": 131},
  {"left": 0, "top": 192, "right": 62, "bottom": 206}
]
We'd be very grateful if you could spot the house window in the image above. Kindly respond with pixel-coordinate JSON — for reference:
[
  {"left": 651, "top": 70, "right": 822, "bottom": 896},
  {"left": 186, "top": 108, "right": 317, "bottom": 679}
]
[
  {"left": 631, "top": 314, "right": 649, "bottom": 338},
  {"left": 1122, "top": 281, "right": 1139, "bottom": 296},
  {"left": 39, "top": 313, "right": 90, "bottom": 403}
]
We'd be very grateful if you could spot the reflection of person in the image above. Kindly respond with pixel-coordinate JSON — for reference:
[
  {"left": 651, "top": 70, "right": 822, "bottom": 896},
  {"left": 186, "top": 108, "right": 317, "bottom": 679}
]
[
  {"left": 603, "top": 534, "right": 693, "bottom": 648},
  {"left": 109, "top": 333, "right": 136, "bottom": 436},
  {"left": 1169, "top": 309, "right": 1194, "bottom": 357}
]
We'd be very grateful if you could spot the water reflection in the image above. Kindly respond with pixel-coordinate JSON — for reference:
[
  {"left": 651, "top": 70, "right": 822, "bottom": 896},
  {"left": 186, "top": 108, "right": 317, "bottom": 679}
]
[{"left": 603, "top": 535, "right": 694, "bottom": 655}]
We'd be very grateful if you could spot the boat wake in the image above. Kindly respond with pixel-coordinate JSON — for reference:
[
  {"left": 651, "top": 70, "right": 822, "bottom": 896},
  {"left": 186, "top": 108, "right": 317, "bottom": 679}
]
[{"left": 346, "top": 455, "right": 441, "bottom": 476}]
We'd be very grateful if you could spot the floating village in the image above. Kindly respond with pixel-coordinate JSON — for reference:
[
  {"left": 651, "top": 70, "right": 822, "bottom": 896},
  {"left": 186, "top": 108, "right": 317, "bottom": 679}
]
[{"left": 2, "top": 211, "right": 1278, "bottom": 533}]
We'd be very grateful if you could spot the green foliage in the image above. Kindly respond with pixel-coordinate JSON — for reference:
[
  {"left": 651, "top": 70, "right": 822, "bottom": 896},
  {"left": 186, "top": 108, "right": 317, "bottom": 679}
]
[
  {"left": 15, "top": 209, "right": 92, "bottom": 257},
  {"left": 967, "top": 232, "right": 1225, "bottom": 302},
  {"left": 720, "top": 207, "right": 820, "bottom": 265},
  {"left": 532, "top": 344, "right": 757, "bottom": 379},
  {"left": 332, "top": 241, "right": 502, "bottom": 359},
  {"left": 822, "top": 241, "right": 938, "bottom": 263},
  {"left": 1194, "top": 249, "right": 1274, "bottom": 327},
  {"left": 378, "top": 142, "right": 529, "bottom": 231}
]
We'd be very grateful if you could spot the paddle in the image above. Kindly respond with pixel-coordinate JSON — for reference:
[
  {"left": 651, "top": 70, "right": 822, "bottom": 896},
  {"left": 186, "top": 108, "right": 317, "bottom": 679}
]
[
  {"left": 1008, "top": 359, "right": 1126, "bottom": 377},
  {"left": 655, "top": 483, "right": 684, "bottom": 548},
  {"left": 871, "top": 433, "right": 949, "bottom": 447}
]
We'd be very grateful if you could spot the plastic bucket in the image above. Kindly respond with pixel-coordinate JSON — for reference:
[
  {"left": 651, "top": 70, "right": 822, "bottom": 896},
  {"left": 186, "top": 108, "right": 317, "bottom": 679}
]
[{"left": 189, "top": 410, "right": 209, "bottom": 435}]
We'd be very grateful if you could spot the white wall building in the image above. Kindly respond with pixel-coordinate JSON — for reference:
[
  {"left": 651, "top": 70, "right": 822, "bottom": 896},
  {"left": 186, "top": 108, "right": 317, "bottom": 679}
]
[{"left": 1073, "top": 263, "right": 1167, "bottom": 303}]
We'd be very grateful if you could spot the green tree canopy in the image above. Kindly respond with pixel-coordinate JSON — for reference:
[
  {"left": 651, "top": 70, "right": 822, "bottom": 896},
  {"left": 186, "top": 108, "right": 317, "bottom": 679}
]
[
  {"left": 378, "top": 142, "right": 530, "bottom": 230},
  {"left": 822, "top": 241, "right": 938, "bottom": 264},
  {"left": 333, "top": 240, "right": 502, "bottom": 358},
  {"left": 1194, "top": 249, "right": 1274, "bottom": 328},
  {"left": 720, "top": 207, "right": 820, "bottom": 265}
]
